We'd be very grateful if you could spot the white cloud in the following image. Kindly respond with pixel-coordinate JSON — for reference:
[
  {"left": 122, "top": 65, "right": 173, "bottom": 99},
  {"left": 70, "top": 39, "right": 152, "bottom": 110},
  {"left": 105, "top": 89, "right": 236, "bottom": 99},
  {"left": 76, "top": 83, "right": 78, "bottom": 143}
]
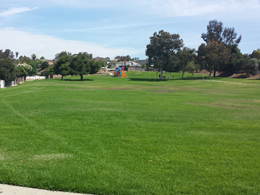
[
  {"left": 0, "top": 7, "right": 38, "bottom": 16},
  {"left": 3, "top": 0, "right": 260, "bottom": 18},
  {"left": 137, "top": 0, "right": 260, "bottom": 18},
  {"left": 0, "top": 28, "right": 143, "bottom": 59},
  {"left": 25, "top": 0, "right": 260, "bottom": 18}
]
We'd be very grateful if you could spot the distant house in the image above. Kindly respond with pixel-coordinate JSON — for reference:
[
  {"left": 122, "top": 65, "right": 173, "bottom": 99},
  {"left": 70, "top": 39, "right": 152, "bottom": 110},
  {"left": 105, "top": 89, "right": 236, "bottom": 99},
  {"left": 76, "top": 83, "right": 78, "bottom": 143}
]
[
  {"left": 38, "top": 59, "right": 54, "bottom": 68},
  {"left": 115, "top": 61, "right": 141, "bottom": 68},
  {"left": 136, "top": 59, "right": 148, "bottom": 66}
]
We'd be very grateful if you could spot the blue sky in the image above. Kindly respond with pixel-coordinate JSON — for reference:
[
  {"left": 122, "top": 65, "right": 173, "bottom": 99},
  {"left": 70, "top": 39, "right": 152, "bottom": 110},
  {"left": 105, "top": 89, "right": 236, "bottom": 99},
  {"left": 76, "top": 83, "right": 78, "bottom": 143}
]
[{"left": 0, "top": 0, "right": 259, "bottom": 60}]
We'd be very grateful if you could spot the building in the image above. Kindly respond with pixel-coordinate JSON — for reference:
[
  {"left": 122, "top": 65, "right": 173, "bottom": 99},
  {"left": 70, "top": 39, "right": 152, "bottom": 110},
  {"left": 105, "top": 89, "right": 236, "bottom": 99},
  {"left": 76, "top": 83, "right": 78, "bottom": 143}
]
[{"left": 115, "top": 61, "right": 141, "bottom": 68}]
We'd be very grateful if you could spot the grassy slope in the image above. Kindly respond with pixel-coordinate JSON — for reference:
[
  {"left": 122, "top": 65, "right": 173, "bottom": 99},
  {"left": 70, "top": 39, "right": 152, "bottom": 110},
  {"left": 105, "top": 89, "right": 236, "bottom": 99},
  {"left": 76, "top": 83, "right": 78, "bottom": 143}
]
[{"left": 0, "top": 71, "right": 260, "bottom": 195}]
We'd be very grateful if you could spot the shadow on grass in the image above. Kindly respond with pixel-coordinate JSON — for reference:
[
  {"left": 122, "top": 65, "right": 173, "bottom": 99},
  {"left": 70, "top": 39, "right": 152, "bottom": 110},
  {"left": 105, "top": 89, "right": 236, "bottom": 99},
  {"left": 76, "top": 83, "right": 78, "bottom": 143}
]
[
  {"left": 129, "top": 78, "right": 168, "bottom": 82},
  {"left": 173, "top": 75, "right": 226, "bottom": 80},
  {"left": 62, "top": 79, "right": 94, "bottom": 82},
  {"left": 129, "top": 77, "right": 224, "bottom": 81}
]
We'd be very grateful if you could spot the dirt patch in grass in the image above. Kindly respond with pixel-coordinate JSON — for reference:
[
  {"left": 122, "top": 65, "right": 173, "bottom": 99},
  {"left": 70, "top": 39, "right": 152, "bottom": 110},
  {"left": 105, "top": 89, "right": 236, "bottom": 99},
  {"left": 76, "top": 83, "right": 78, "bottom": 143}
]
[
  {"left": 24, "top": 111, "right": 41, "bottom": 117},
  {"left": 104, "top": 88, "right": 131, "bottom": 90},
  {"left": 230, "top": 99, "right": 260, "bottom": 104},
  {"left": 247, "top": 74, "right": 260, "bottom": 80},
  {"left": 65, "top": 107, "right": 125, "bottom": 112},
  {"left": 154, "top": 90, "right": 172, "bottom": 93},
  {"left": 0, "top": 153, "right": 5, "bottom": 161},
  {"left": 32, "top": 153, "right": 72, "bottom": 161},
  {"left": 187, "top": 102, "right": 252, "bottom": 110},
  {"left": 65, "top": 88, "right": 91, "bottom": 91},
  {"left": 229, "top": 73, "right": 250, "bottom": 78},
  {"left": 0, "top": 151, "right": 10, "bottom": 161}
]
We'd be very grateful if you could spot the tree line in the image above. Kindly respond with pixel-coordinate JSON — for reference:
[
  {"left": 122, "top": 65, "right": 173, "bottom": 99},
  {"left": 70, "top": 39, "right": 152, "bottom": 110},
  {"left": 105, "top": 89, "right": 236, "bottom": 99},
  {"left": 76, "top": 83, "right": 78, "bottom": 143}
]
[
  {"left": 0, "top": 50, "right": 104, "bottom": 82},
  {"left": 146, "top": 20, "right": 260, "bottom": 79},
  {"left": 0, "top": 50, "right": 48, "bottom": 81},
  {"left": 42, "top": 51, "right": 105, "bottom": 80}
]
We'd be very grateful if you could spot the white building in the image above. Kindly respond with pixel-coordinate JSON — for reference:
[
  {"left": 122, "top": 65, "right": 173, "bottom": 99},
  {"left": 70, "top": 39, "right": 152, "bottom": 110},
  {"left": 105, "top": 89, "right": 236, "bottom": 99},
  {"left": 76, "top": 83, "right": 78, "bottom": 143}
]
[{"left": 115, "top": 61, "right": 141, "bottom": 68}]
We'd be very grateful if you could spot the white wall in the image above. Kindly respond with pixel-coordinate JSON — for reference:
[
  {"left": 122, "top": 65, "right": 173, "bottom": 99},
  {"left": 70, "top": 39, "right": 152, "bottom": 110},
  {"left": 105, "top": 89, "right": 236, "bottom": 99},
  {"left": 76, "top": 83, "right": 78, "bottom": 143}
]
[
  {"left": 0, "top": 80, "right": 5, "bottom": 88},
  {"left": 26, "top": 76, "right": 45, "bottom": 81}
]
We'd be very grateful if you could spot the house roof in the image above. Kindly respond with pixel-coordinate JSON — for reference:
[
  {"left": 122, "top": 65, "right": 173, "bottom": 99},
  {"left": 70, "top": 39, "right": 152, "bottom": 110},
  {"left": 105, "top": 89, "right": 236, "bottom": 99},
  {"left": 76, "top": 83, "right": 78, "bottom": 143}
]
[{"left": 136, "top": 59, "right": 148, "bottom": 65}]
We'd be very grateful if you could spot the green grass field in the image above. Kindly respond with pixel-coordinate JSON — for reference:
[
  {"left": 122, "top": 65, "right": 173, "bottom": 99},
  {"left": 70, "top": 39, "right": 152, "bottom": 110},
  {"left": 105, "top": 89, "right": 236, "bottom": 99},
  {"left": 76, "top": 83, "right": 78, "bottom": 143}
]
[{"left": 1, "top": 71, "right": 260, "bottom": 195}]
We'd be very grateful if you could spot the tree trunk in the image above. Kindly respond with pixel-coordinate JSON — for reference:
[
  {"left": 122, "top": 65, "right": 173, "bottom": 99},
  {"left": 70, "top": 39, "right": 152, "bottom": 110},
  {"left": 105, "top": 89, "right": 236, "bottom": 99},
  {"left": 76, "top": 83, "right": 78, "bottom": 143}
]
[
  {"left": 24, "top": 76, "right": 26, "bottom": 81},
  {"left": 208, "top": 71, "right": 212, "bottom": 79},
  {"left": 192, "top": 72, "right": 193, "bottom": 79},
  {"left": 61, "top": 75, "right": 63, "bottom": 80},
  {"left": 182, "top": 71, "right": 184, "bottom": 79},
  {"left": 160, "top": 68, "right": 163, "bottom": 79},
  {"left": 213, "top": 69, "right": 216, "bottom": 77},
  {"left": 81, "top": 75, "right": 83, "bottom": 80}
]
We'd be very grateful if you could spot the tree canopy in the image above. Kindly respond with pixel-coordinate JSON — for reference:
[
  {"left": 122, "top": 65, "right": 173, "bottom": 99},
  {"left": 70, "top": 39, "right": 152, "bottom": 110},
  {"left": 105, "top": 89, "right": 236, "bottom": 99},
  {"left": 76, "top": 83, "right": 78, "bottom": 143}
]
[
  {"left": 54, "top": 55, "right": 71, "bottom": 79},
  {"left": 19, "top": 56, "right": 32, "bottom": 64},
  {"left": 177, "top": 47, "right": 196, "bottom": 79},
  {"left": 53, "top": 51, "right": 101, "bottom": 80},
  {"left": 16, "top": 63, "right": 33, "bottom": 80},
  {"left": 0, "top": 58, "right": 16, "bottom": 81},
  {"left": 70, "top": 53, "right": 89, "bottom": 80},
  {"left": 199, "top": 20, "right": 243, "bottom": 77},
  {"left": 0, "top": 49, "right": 16, "bottom": 81},
  {"left": 146, "top": 30, "right": 183, "bottom": 78},
  {"left": 41, "top": 61, "right": 49, "bottom": 70},
  {"left": 251, "top": 49, "right": 260, "bottom": 60}
]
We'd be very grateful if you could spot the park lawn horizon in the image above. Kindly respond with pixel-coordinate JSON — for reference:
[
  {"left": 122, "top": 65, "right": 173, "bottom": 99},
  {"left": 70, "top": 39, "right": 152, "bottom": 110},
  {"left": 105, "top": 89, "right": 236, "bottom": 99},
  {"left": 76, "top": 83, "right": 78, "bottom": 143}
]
[{"left": 0, "top": 72, "right": 260, "bottom": 195}]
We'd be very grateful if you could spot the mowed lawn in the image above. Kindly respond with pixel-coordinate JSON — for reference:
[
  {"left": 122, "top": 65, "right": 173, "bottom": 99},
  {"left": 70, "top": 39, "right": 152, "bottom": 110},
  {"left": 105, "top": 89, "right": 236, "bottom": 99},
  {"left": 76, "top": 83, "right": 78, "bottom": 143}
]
[{"left": 0, "top": 71, "right": 260, "bottom": 195}]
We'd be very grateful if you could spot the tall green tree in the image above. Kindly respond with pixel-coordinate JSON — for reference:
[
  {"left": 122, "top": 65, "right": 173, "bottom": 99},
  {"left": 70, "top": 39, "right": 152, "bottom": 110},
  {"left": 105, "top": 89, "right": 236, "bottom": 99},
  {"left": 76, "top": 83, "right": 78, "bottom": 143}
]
[
  {"left": 0, "top": 49, "right": 16, "bottom": 81},
  {"left": 186, "top": 61, "right": 199, "bottom": 78},
  {"left": 199, "top": 41, "right": 229, "bottom": 78},
  {"left": 53, "top": 55, "right": 71, "bottom": 79},
  {"left": 222, "top": 27, "right": 242, "bottom": 46},
  {"left": 41, "top": 67, "right": 54, "bottom": 77},
  {"left": 28, "top": 60, "right": 42, "bottom": 75},
  {"left": 238, "top": 54, "right": 257, "bottom": 76},
  {"left": 177, "top": 47, "right": 195, "bottom": 79},
  {"left": 55, "top": 51, "right": 72, "bottom": 62},
  {"left": 16, "top": 63, "right": 33, "bottom": 80},
  {"left": 0, "top": 49, "right": 15, "bottom": 59},
  {"left": 201, "top": 20, "right": 223, "bottom": 43},
  {"left": 41, "top": 61, "right": 49, "bottom": 70},
  {"left": 19, "top": 56, "right": 32, "bottom": 64},
  {"left": 201, "top": 20, "right": 242, "bottom": 74},
  {"left": 146, "top": 30, "right": 183, "bottom": 79},
  {"left": 70, "top": 53, "right": 89, "bottom": 80},
  {"left": 115, "top": 55, "right": 131, "bottom": 61},
  {"left": 0, "top": 58, "right": 16, "bottom": 81},
  {"left": 90, "top": 60, "right": 104, "bottom": 74},
  {"left": 251, "top": 49, "right": 260, "bottom": 60}
]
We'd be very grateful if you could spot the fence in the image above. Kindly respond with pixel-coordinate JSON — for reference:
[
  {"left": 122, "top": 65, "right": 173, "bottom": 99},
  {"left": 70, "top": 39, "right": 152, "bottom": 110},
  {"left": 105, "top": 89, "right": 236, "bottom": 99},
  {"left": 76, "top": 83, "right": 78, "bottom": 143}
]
[
  {"left": 129, "top": 67, "right": 146, "bottom": 71},
  {"left": 0, "top": 77, "right": 27, "bottom": 89},
  {"left": 26, "top": 75, "right": 45, "bottom": 81},
  {"left": 0, "top": 80, "right": 5, "bottom": 88},
  {"left": 0, "top": 79, "right": 21, "bottom": 88}
]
